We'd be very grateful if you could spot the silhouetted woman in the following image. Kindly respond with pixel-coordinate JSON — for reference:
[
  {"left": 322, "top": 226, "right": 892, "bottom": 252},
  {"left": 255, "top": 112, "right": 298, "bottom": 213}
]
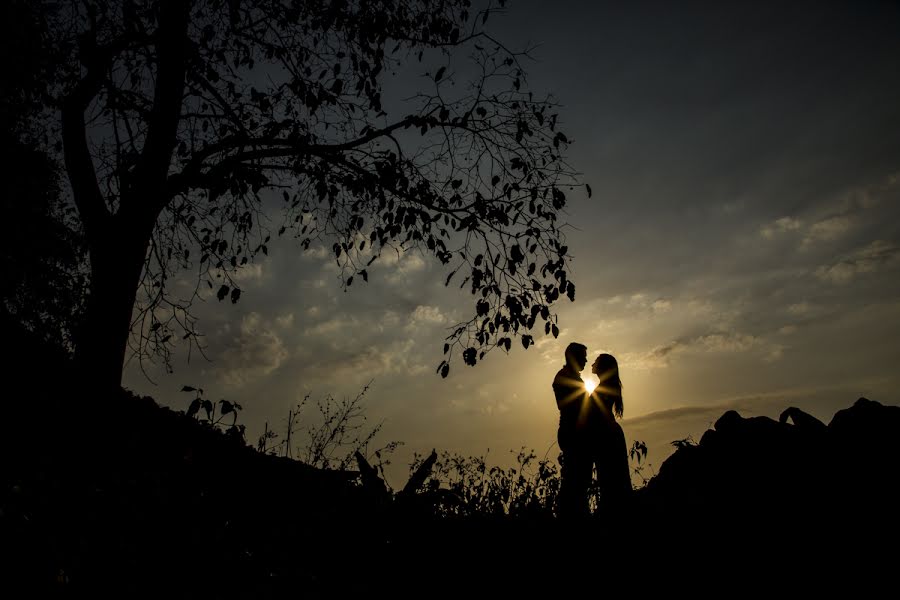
[{"left": 588, "top": 353, "right": 632, "bottom": 510}]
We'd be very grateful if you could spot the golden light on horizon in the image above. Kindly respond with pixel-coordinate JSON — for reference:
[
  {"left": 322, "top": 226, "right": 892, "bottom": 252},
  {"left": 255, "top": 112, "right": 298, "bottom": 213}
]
[{"left": 583, "top": 377, "right": 598, "bottom": 394}]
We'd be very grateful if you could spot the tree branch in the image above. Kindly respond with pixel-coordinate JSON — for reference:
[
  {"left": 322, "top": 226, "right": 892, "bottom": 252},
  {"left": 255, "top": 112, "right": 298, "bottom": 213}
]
[
  {"left": 165, "top": 113, "right": 431, "bottom": 197},
  {"left": 131, "top": 0, "right": 191, "bottom": 219}
]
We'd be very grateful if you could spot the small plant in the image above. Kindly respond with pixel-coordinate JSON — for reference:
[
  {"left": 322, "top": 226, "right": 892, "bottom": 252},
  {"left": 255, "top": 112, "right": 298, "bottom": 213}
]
[
  {"left": 406, "top": 446, "right": 561, "bottom": 518},
  {"left": 629, "top": 439, "right": 655, "bottom": 488},
  {"left": 181, "top": 385, "right": 245, "bottom": 440},
  {"left": 671, "top": 435, "right": 697, "bottom": 450},
  {"left": 255, "top": 381, "right": 401, "bottom": 472}
]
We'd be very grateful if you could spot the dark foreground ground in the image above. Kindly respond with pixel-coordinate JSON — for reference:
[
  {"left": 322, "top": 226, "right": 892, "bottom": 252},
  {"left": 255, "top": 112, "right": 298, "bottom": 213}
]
[{"left": 3, "top": 326, "right": 898, "bottom": 596}]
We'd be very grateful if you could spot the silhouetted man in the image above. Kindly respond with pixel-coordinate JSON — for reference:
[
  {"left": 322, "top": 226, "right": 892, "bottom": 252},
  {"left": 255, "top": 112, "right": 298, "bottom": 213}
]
[{"left": 553, "top": 342, "right": 592, "bottom": 519}]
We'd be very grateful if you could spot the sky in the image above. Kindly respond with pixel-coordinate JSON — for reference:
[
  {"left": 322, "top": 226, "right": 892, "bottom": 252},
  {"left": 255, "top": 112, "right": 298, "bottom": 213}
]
[{"left": 124, "top": 0, "right": 900, "bottom": 488}]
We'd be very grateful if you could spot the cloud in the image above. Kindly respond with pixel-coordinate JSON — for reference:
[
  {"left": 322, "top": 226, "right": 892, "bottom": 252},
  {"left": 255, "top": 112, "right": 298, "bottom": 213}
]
[
  {"left": 380, "top": 310, "right": 402, "bottom": 329},
  {"left": 290, "top": 304, "right": 446, "bottom": 386},
  {"left": 838, "top": 171, "right": 897, "bottom": 213},
  {"left": 622, "top": 341, "right": 683, "bottom": 371},
  {"left": 476, "top": 386, "right": 513, "bottom": 416},
  {"left": 624, "top": 403, "right": 732, "bottom": 427},
  {"left": 405, "top": 305, "right": 446, "bottom": 330},
  {"left": 693, "top": 331, "right": 785, "bottom": 363},
  {"left": 375, "top": 245, "right": 426, "bottom": 269},
  {"left": 787, "top": 302, "right": 812, "bottom": 316},
  {"left": 597, "top": 292, "right": 674, "bottom": 317},
  {"left": 300, "top": 244, "right": 330, "bottom": 260},
  {"left": 219, "top": 312, "right": 289, "bottom": 386},
  {"left": 764, "top": 344, "right": 784, "bottom": 362},
  {"left": 801, "top": 215, "right": 855, "bottom": 247},
  {"left": 384, "top": 252, "right": 427, "bottom": 284},
  {"left": 231, "top": 262, "right": 266, "bottom": 283},
  {"left": 815, "top": 240, "right": 900, "bottom": 284},
  {"left": 304, "top": 315, "right": 354, "bottom": 337},
  {"left": 652, "top": 299, "right": 672, "bottom": 313},
  {"left": 781, "top": 301, "right": 828, "bottom": 322},
  {"left": 758, "top": 174, "right": 892, "bottom": 249},
  {"left": 324, "top": 338, "right": 428, "bottom": 381},
  {"left": 622, "top": 329, "right": 781, "bottom": 372},
  {"left": 275, "top": 313, "right": 294, "bottom": 329},
  {"left": 448, "top": 384, "right": 514, "bottom": 417},
  {"left": 760, "top": 217, "right": 802, "bottom": 239},
  {"left": 304, "top": 310, "right": 400, "bottom": 338},
  {"left": 624, "top": 387, "right": 831, "bottom": 428},
  {"left": 696, "top": 332, "right": 759, "bottom": 353}
]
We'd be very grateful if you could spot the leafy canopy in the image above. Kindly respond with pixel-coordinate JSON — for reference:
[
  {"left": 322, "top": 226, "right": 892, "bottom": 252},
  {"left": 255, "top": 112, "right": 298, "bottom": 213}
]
[{"left": 50, "top": 0, "right": 582, "bottom": 375}]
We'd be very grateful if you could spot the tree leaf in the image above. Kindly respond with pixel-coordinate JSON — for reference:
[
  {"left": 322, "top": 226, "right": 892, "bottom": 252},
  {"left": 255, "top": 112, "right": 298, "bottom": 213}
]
[
  {"left": 463, "top": 347, "right": 477, "bottom": 366},
  {"left": 187, "top": 399, "right": 201, "bottom": 418}
]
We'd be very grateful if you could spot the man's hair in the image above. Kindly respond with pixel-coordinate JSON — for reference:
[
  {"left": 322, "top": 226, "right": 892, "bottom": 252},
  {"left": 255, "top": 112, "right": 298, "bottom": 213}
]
[{"left": 564, "top": 342, "right": 587, "bottom": 363}]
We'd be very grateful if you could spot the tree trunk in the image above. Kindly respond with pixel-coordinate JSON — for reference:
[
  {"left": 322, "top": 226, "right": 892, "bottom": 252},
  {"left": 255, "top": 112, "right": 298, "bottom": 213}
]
[
  {"left": 66, "top": 1, "right": 190, "bottom": 392},
  {"left": 75, "top": 218, "right": 152, "bottom": 392}
]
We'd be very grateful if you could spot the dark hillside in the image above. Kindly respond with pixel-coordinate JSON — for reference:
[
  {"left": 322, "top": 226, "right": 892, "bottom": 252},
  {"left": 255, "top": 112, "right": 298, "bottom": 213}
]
[
  {"left": 2, "top": 316, "right": 376, "bottom": 597},
  {"left": 3, "top": 317, "right": 898, "bottom": 594}
]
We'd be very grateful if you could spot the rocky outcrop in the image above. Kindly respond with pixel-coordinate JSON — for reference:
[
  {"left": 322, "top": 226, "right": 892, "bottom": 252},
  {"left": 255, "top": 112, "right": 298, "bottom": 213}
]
[{"left": 640, "top": 398, "right": 900, "bottom": 533}]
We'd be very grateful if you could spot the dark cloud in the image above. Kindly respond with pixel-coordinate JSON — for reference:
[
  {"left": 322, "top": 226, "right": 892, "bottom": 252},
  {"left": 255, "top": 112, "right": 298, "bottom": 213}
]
[{"left": 815, "top": 240, "right": 900, "bottom": 285}]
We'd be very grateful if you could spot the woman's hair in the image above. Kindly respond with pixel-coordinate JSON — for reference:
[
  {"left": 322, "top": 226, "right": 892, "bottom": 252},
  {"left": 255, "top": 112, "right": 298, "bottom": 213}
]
[{"left": 593, "top": 353, "right": 624, "bottom": 419}]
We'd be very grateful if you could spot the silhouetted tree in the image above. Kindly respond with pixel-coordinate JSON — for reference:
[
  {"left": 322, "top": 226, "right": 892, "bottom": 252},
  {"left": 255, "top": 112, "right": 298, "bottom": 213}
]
[
  {"left": 42, "top": 0, "right": 580, "bottom": 390},
  {"left": 1, "top": 1, "right": 86, "bottom": 350},
  {"left": 0, "top": 137, "right": 87, "bottom": 350}
]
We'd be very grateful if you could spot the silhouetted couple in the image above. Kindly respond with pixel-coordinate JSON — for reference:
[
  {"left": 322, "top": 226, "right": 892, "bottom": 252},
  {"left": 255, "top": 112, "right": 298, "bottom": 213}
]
[{"left": 553, "top": 343, "right": 631, "bottom": 519}]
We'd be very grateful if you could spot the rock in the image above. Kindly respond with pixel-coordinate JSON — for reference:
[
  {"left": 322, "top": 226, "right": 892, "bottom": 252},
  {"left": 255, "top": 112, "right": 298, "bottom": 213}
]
[{"left": 640, "top": 398, "right": 900, "bottom": 538}]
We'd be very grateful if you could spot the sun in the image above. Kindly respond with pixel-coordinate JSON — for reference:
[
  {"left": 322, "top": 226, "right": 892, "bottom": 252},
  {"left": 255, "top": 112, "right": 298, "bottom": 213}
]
[{"left": 583, "top": 378, "right": 598, "bottom": 394}]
